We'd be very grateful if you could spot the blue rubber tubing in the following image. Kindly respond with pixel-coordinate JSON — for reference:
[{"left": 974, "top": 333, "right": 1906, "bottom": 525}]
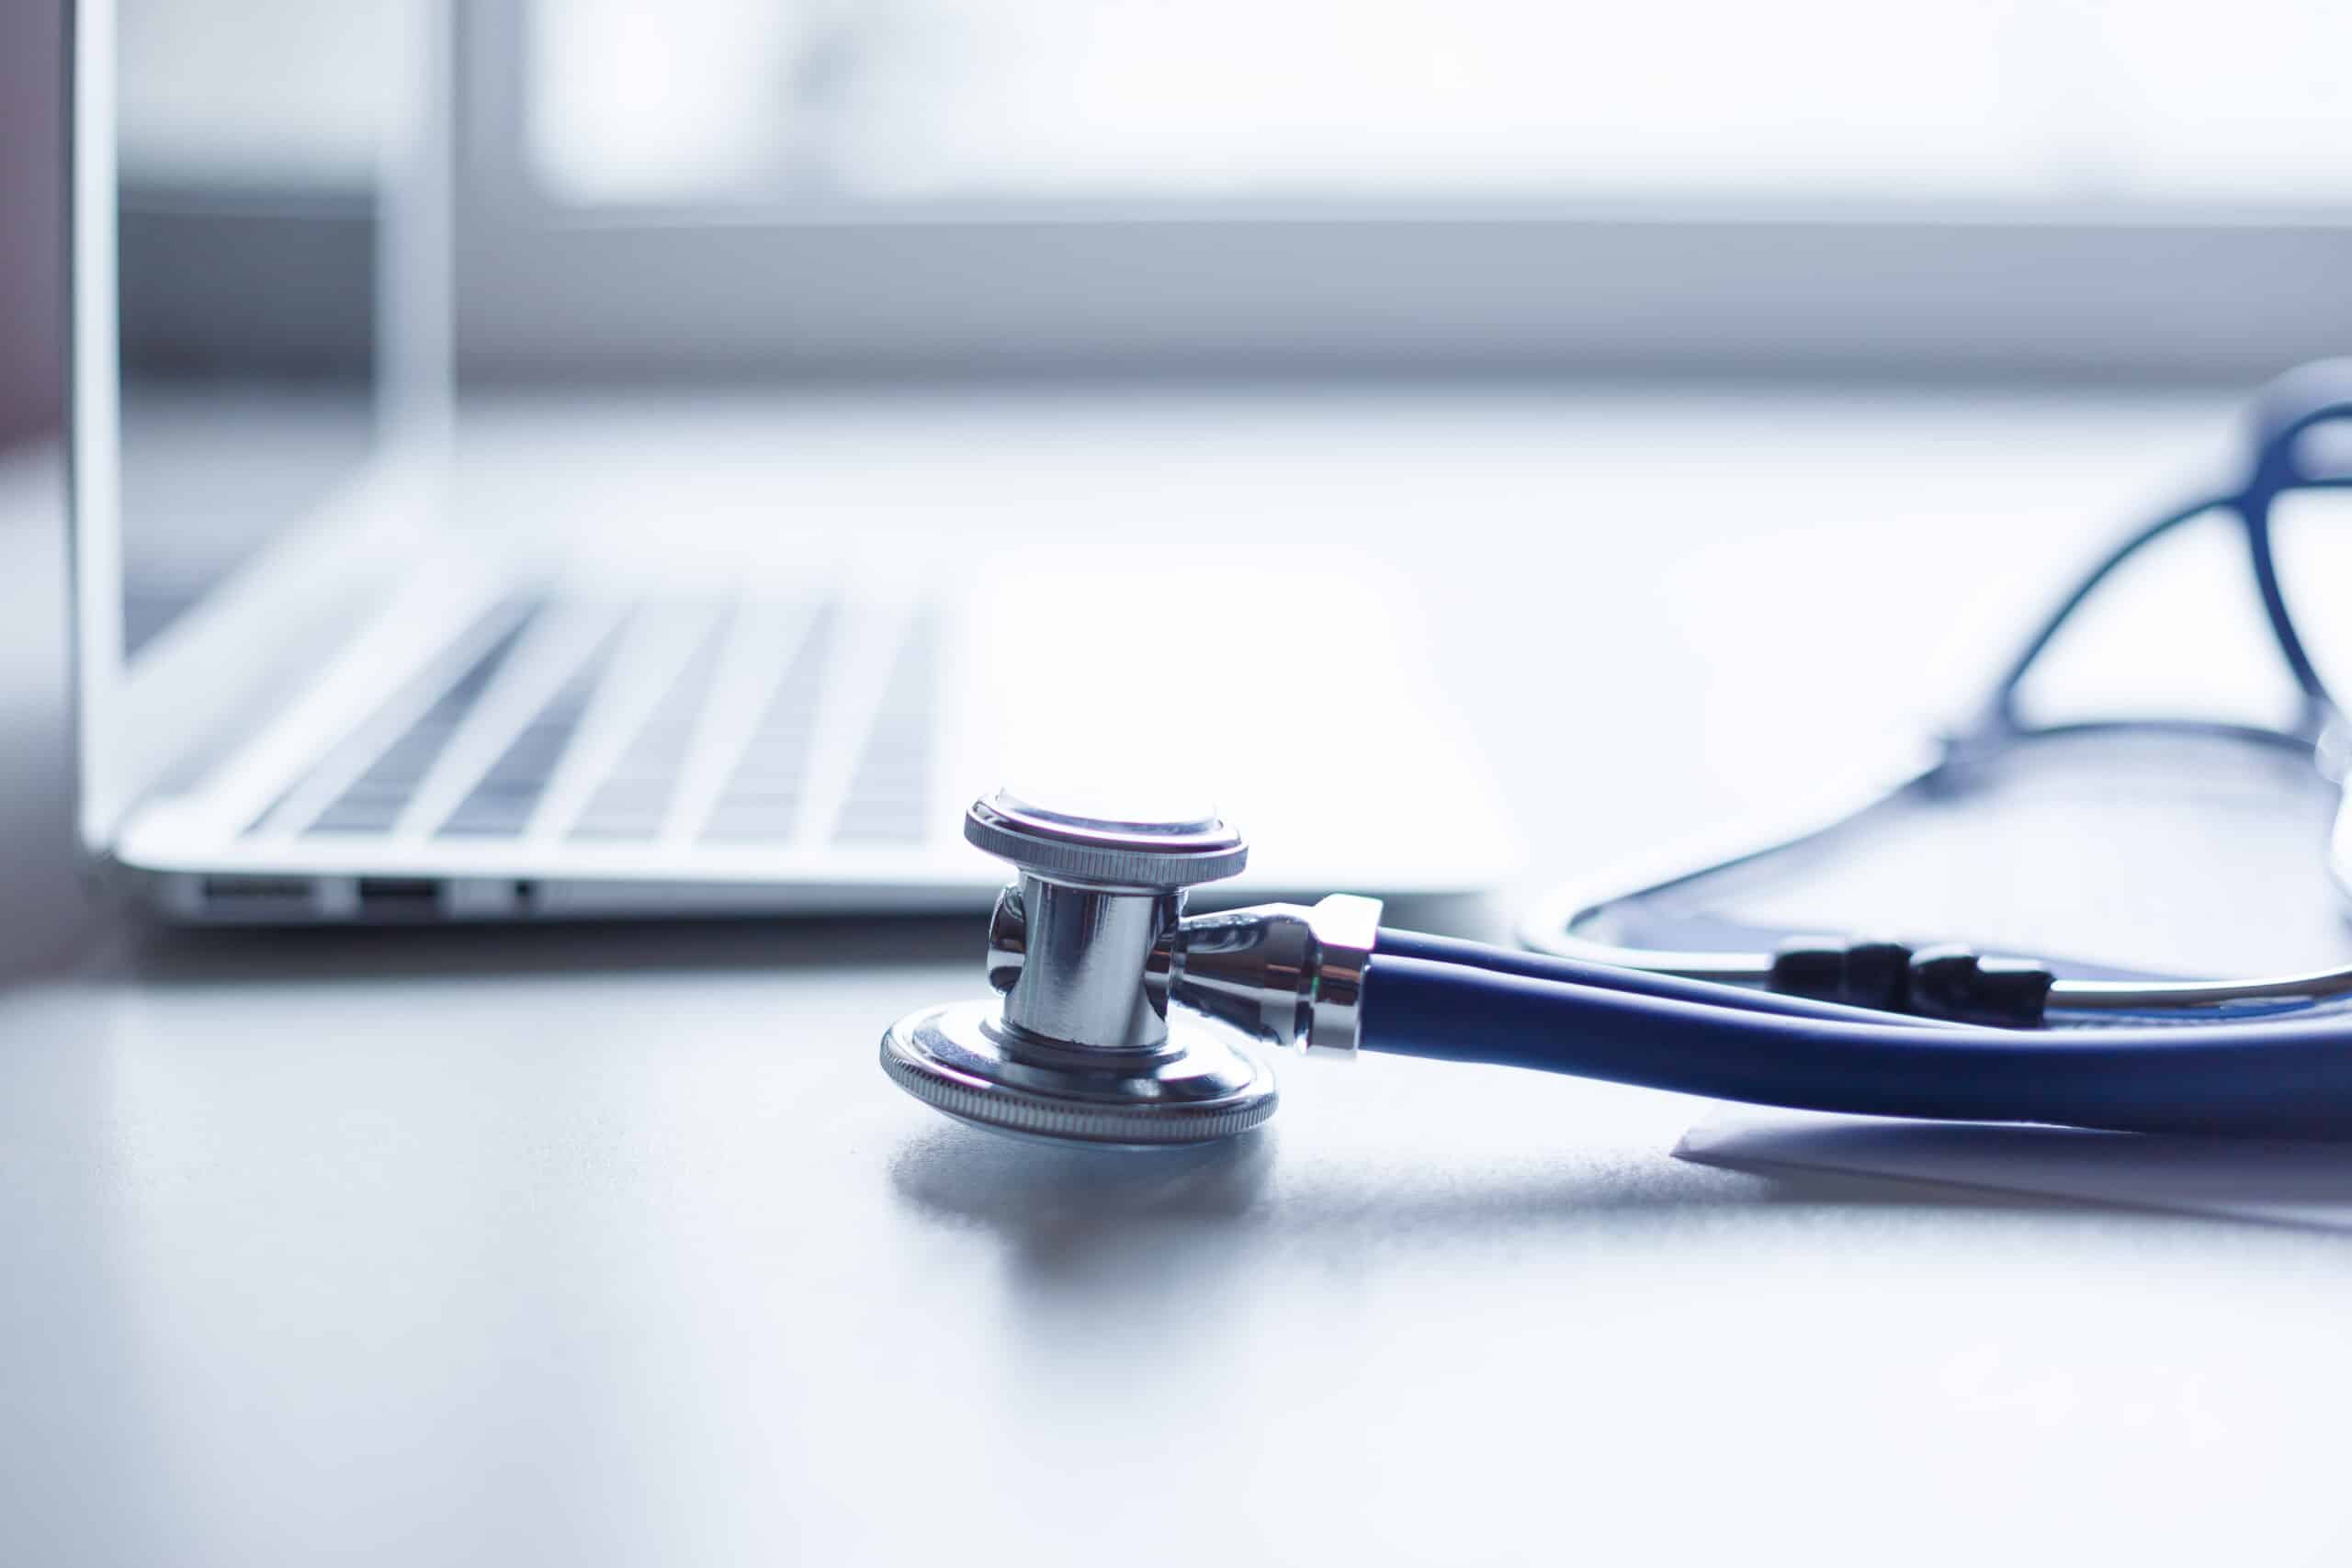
[
  {"left": 1360, "top": 954, "right": 2352, "bottom": 1138},
  {"left": 1377, "top": 928, "right": 1972, "bottom": 1029}
]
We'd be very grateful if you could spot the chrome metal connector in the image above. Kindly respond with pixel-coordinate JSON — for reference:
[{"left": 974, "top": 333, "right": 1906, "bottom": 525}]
[
  {"left": 986, "top": 886, "right": 1383, "bottom": 1056},
  {"left": 1167, "top": 896, "right": 1383, "bottom": 1055}
]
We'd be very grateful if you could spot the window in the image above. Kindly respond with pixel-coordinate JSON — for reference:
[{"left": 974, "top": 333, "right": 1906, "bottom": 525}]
[
  {"left": 524, "top": 0, "right": 2352, "bottom": 209},
  {"left": 455, "top": 0, "right": 2352, "bottom": 379}
]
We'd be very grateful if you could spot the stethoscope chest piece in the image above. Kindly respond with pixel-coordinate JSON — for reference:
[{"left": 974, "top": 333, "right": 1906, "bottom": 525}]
[
  {"left": 879, "top": 790, "right": 1282, "bottom": 1148},
  {"left": 879, "top": 998, "right": 1278, "bottom": 1148}
]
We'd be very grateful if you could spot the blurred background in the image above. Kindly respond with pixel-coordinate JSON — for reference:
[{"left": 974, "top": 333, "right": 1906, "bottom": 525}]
[{"left": 3, "top": 0, "right": 2337, "bottom": 403}]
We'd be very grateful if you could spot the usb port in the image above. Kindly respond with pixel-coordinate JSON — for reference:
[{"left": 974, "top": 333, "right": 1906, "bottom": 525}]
[
  {"left": 356, "top": 877, "right": 440, "bottom": 918},
  {"left": 198, "top": 875, "right": 316, "bottom": 921}
]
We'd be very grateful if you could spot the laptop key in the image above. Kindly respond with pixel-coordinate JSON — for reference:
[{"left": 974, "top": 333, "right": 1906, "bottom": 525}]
[
  {"left": 435, "top": 628, "right": 620, "bottom": 839},
  {"left": 832, "top": 610, "right": 936, "bottom": 847},
  {"left": 700, "top": 603, "right": 840, "bottom": 845},
  {"left": 296, "top": 611, "right": 538, "bottom": 837}
]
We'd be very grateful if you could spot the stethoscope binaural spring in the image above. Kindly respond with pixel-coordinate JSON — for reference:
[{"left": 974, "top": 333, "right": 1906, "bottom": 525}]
[{"left": 881, "top": 360, "right": 2352, "bottom": 1149}]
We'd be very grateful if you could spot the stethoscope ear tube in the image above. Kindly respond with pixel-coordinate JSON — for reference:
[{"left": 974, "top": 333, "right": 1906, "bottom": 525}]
[
  {"left": 1359, "top": 952, "right": 2352, "bottom": 1140},
  {"left": 2242, "top": 358, "right": 2352, "bottom": 720}
]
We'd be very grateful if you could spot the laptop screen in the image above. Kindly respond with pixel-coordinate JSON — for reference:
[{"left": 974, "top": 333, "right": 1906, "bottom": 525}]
[{"left": 112, "top": 0, "right": 402, "bottom": 660}]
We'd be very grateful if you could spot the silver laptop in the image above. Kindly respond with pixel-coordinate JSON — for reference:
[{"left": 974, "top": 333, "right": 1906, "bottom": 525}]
[{"left": 66, "top": 0, "right": 1518, "bottom": 923}]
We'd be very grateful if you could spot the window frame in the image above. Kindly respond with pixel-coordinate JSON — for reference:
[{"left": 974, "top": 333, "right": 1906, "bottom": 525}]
[{"left": 452, "top": 0, "right": 2352, "bottom": 383}]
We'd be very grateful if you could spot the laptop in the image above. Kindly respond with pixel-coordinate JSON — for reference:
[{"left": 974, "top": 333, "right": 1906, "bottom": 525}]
[{"left": 66, "top": 0, "right": 1517, "bottom": 924}]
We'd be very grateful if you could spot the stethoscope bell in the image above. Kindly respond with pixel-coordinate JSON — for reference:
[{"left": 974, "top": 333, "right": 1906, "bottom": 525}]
[{"left": 879, "top": 791, "right": 1281, "bottom": 1148}]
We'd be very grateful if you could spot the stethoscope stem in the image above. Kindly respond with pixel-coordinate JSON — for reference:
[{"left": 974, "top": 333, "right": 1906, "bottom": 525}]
[
  {"left": 1520, "top": 716, "right": 2352, "bottom": 1027},
  {"left": 2051, "top": 967, "right": 2352, "bottom": 1014}
]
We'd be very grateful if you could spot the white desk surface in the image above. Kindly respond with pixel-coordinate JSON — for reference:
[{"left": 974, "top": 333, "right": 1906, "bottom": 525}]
[{"left": 5, "top": 386, "right": 2350, "bottom": 1567}]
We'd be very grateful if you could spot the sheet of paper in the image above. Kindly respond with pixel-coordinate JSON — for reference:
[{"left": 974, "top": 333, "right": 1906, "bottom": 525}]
[{"left": 1677, "top": 1106, "right": 2352, "bottom": 1232}]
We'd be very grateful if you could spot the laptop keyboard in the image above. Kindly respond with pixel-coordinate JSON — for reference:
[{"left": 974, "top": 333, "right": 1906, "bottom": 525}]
[
  {"left": 438, "top": 624, "right": 623, "bottom": 839},
  {"left": 300, "top": 611, "right": 542, "bottom": 836},
  {"left": 259, "top": 595, "right": 936, "bottom": 849},
  {"left": 832, "top": 609, "right": 938, "bottom": 845},
  {"left": 566, "top": 615, "right": 730, "bottom": 841},
  {"left": 701, "top": 602, "right": 841, "bottom": 843}
]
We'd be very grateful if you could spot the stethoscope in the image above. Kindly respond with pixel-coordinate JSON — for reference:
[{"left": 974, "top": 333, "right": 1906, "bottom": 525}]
[{"left": 882, "top": 361, "right": 2352, "bottom": 1148}]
